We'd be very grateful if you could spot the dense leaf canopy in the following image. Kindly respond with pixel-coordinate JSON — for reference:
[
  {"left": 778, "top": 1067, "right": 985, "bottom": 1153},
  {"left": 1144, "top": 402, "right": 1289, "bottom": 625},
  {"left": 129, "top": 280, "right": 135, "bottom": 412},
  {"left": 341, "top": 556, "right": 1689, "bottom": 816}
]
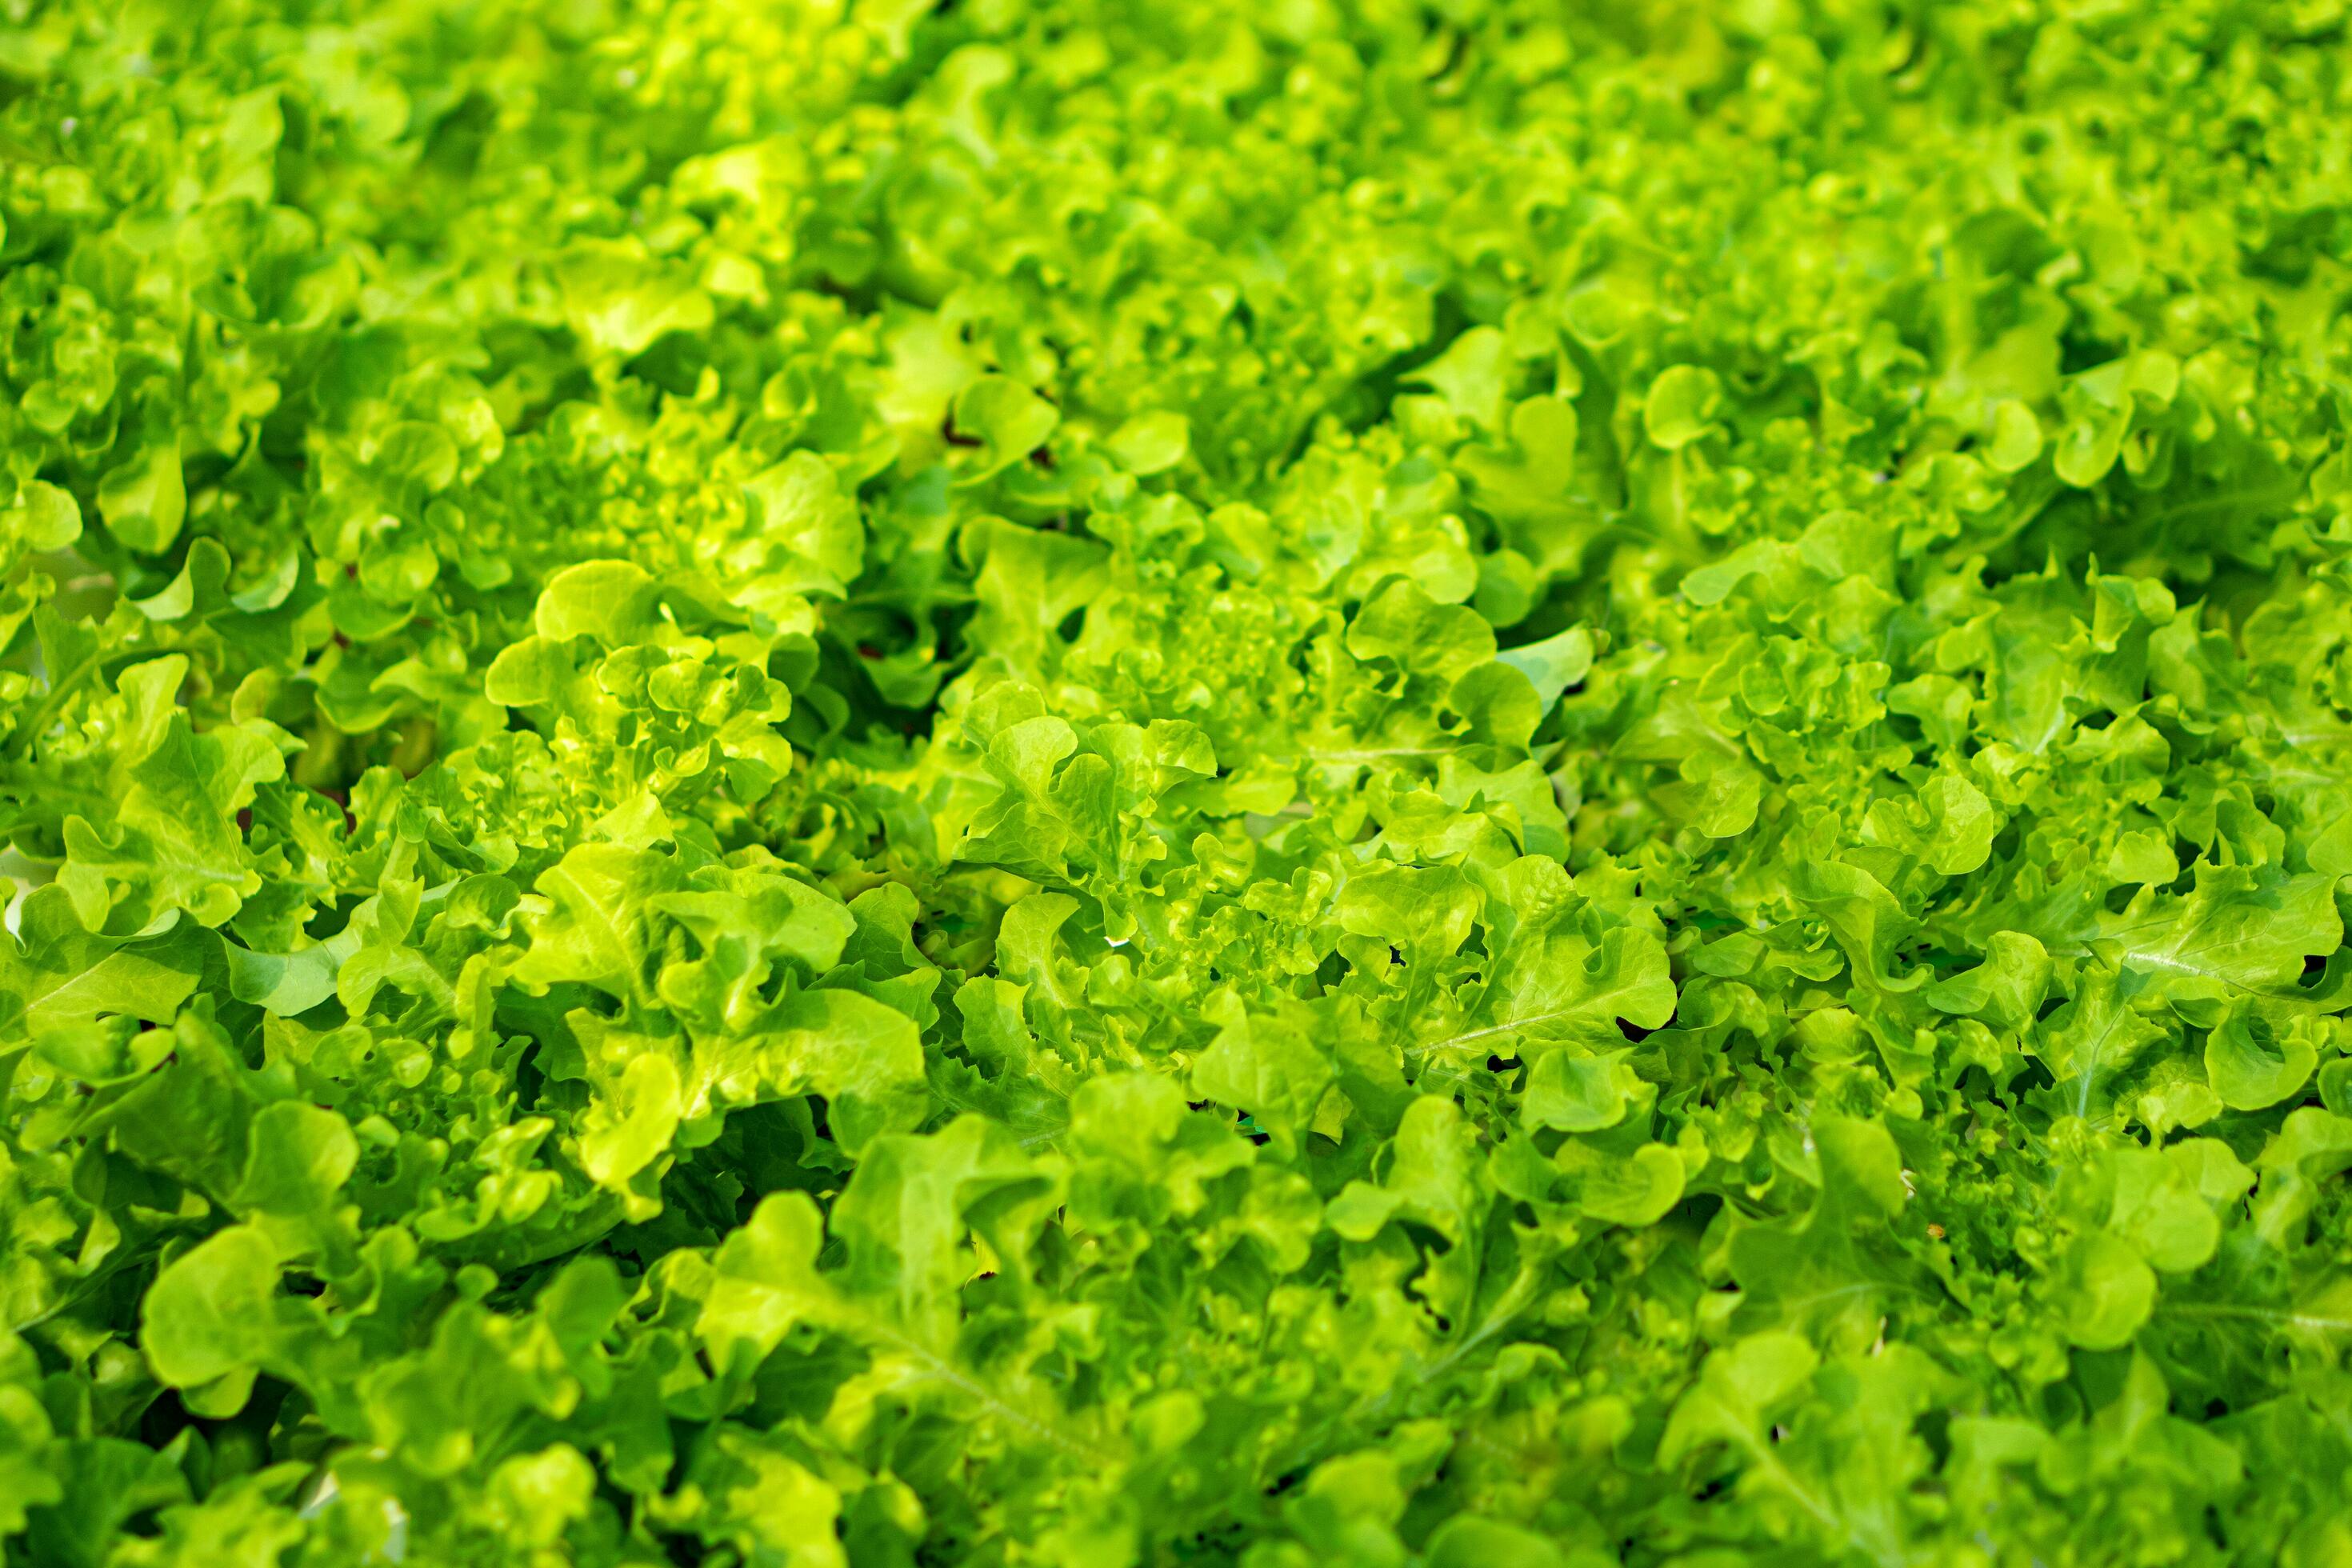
[{"left": 4, "top": 1, "right": 2352, "bottom": 1564}]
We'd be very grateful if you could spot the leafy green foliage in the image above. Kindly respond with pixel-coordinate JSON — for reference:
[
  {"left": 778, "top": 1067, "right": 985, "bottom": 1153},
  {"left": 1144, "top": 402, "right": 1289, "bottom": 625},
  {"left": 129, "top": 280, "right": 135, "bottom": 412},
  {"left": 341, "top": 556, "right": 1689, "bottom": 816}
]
[{"left": 3, "top": 0, "right": 2352, "bottom": 1564}]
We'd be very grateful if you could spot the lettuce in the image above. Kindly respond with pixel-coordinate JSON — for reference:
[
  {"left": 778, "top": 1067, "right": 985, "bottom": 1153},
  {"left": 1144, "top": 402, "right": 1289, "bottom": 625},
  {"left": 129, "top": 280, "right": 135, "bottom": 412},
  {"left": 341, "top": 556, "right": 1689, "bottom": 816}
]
[{"left": 4, "top": 1, "right": 2352, "bottom": 1564}]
